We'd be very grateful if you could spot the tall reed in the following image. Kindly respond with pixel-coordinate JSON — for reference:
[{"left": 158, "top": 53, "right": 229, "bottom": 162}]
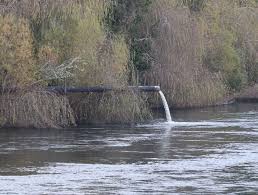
[
  {"left": 69, "top": 90, "right": 152, "bottom": 124},
  {"left": 141, "top": 1, "right": 225, "bottom": 108},
  {"left": 0, "top": 90, "right": 75, "bottom": 128}
]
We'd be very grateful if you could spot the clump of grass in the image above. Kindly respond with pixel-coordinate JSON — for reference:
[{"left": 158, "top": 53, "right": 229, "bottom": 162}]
[
  {"left": 69, "top": 90, "right": 152, "bottom": 124},
  {"left": 0, "top": 90, "right": 75, "bottom": 128}
]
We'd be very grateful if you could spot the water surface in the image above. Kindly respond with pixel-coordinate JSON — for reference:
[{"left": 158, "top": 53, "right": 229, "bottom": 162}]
[{"left": 0, "top": 103, "right": 258, "bottom": 194}]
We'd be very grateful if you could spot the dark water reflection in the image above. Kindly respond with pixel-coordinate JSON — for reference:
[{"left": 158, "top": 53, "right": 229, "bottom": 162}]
[{"left": 0, "top": 103, "right": 258, "bottom": 194}]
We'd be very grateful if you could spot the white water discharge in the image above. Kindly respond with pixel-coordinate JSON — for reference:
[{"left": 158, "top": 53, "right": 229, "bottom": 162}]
[{"left": 159, "top": 90, "right": 172, "bottom": 122}]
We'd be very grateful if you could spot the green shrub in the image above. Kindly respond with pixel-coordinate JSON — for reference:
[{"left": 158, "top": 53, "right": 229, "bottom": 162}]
[
  {"left": 203, "top": 31, "right": 246, "bottom": 91},
  {"left": 201, "top": 1, "right": 258, "bottom": 91},
  {"left": 181, "top": 0, "right": 206, "bottom": 12},
  {"left": 106, "top": 0, "right": 153, "bottom": 73},
  {"left": 0, "top": 116, "right": 6, "bottom": 127},
  {"left": 34, "top": 2, "right": 129, "bottom": 87}
]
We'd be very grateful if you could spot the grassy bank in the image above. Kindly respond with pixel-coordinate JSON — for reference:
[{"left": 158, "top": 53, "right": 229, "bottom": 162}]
[{"left": 0, "top": 0, "right": 258, "bottom": 128}]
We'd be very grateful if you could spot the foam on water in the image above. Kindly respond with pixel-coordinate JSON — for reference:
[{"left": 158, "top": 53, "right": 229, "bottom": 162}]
[
  {"left": 141, "top": 121, "right": 258, "bottom": 129},
  {"left": 138, "top": 116, "right": 258, "bottom": 129}
]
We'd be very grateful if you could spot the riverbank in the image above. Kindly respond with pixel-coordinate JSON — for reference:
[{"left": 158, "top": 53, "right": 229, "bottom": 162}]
[
  {"left": 0, "top": 89, "right": 151, "bottom": 129},
  {"left": 235, "top": 84, "right": 258, "bottom": 103},
  {"left": 152, "top": 85, "right": 258, "bottom": 111},
  {"left": 0, "top": 85, "right": 256, "bottom": 129}
]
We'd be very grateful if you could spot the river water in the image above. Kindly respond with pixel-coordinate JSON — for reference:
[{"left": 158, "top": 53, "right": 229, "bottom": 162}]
[{"left": 0, "top": 103, "right": 258, "bottom": 194}]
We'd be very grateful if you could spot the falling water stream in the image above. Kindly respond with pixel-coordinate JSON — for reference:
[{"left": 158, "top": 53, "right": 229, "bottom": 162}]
[{"left": 159, "top": 90, "right": 172, "bottom": 122}]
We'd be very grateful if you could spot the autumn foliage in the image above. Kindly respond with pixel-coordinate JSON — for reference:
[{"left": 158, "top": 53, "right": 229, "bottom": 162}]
[{"left": 0, "top": 15, "right": 37, "bottom": 88}]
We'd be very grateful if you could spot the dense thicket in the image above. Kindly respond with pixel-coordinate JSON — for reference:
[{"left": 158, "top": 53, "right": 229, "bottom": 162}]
[
  {"left": 109, "top": 0, "right": 258, "bottom": 107},
  {"left": 0, "top": 0, "right": 258, "bottom": 127},
  {"left": 0, "top": 0, "right": 151, "bottom": 127}
]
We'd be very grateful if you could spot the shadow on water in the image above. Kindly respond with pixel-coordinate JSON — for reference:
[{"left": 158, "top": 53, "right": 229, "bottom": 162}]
[{"left": 0, "top": 103, "right": 258, "bottom": 194}]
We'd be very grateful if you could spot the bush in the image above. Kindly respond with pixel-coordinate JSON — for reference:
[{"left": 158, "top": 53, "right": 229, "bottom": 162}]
[
  {"left": 182, "top": 0, "right": 206, "bottom": 12},
  {"left": 203, "top": 31, "right": 246, "bottom": 91},
  {"left": 0, "top": 15, "right": 37, "bottom": 88},
  {"left": 106, "top": 0, "right": 153, "bottom": 73},
  {"left": 201, "top": 1, "right": 258, "bottom": 91},
  {"left": 35, "top": 2, "right": 129, "bottom": 87},
  {"left": 233, "top": 7, "right": 258, "bottom": 84}
]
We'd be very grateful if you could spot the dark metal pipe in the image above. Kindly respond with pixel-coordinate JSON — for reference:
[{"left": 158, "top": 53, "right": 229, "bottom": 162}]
[
  {"left": 47, "top": 86, "right": 161, "bottom": 94},
  {"left": 129, "top": 86, "right": 160, "bottom": 92}
]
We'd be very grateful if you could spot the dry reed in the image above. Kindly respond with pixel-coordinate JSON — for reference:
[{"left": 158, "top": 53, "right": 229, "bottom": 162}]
[
  {"left": 0, "top": 90, "right": 75, "bottom": 128},
  {"left": 68, "top": 90, "right": 152, "bottom": 124},
  {"left": 141, "top": 2, "right": 225, "bottom": 108}
]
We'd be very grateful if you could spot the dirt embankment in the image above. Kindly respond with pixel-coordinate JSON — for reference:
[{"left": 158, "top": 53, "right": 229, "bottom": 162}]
[
  {"left": 206, "top": 85, "right": 258, "bottom": 107},
  {"left": 235, "top": 85, "right": 258, "bottom": 103}
]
